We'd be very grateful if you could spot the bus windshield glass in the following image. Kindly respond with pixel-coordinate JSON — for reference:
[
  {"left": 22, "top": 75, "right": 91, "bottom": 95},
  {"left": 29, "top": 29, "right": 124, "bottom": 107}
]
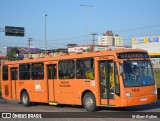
[{"left": 123, "top": 60, "right": 155, "bottom": 87}]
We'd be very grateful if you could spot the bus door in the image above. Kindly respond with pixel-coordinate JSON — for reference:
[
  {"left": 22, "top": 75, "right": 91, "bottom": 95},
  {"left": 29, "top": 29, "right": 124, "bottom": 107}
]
[
  {"left": 57, "top": 60, "right": 74, "bottom": 104},
  {"left": 99, "top": 60, "right": 119, "bottom": 106},
  {"left": 10, "top": 67, "right": 18, "bottom": 100},
  {"left": 47, "top": 64, "right": 57, "bottom": 102},
  {"left": 2, "top": 65, "right": 10, "bottom": 99}
]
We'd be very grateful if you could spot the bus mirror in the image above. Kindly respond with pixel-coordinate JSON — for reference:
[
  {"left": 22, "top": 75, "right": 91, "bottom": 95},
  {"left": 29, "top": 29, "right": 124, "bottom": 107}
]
[{"left": 119, "top": 63, "right": 123, "bottom": 75}]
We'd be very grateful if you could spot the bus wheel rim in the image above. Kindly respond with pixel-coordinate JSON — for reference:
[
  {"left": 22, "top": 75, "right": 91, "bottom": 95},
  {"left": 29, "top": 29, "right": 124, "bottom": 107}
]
[
  {"left": 23, "top": 95, "right": 28, "bottom": 104},
  {"left": 86, "top": 97, "right": 93, "bottom": 108}
]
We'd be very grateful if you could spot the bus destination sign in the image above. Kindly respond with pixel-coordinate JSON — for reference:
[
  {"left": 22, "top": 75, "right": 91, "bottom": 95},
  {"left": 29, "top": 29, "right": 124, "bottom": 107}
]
[{"left": 117, "top": 52, "right": 149, "bottom": 59}]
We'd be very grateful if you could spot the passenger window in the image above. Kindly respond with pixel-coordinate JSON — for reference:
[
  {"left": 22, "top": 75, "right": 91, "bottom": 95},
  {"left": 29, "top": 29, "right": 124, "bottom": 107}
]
[
  {"left": 19, "top": 64, "right": 31, "bottom": 80},
  {"left": 2, "top": 65, "right": 8, "bottom": 80},
  {"left": 11, "top": 68, "right": 18, "bottom": 80},
  {"left": 59, "top": 60, "right": 74, "bottom": 79},
  {"left": 32, "top": 63, "right": 44, "bottom": 80},
  {"left": 76, "top": 58, "right": 94, "bottom": 79}
]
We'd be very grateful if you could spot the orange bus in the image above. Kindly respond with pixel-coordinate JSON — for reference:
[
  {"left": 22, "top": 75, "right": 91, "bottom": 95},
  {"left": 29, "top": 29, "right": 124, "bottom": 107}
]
[{"left": 1, "top": 49, "right": 157, "bottom": 112}]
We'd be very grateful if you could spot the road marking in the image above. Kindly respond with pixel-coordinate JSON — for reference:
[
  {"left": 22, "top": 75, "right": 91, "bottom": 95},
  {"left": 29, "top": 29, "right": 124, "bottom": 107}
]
[{"left": 0, "top": 105, "right": 59, "bottom": 112}]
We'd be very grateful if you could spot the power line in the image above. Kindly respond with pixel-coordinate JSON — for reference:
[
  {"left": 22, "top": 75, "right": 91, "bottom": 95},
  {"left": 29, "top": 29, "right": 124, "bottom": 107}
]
[
  {"left": 1, "top": 24, "right": 160, "bottom": 48},
  {"left": 115, "top": 24, "right": 160, "bottom": 33},
  {"left": 33, "top": 35, "right": 87, "bottom": 42}
]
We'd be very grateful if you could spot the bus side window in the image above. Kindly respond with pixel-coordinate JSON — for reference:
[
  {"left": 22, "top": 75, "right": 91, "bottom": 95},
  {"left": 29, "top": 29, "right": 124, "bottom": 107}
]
[
  {"left": 19, "top": 64, "right": 31, "bottom": 80},
  {"left": 11, "top": 68, "right": 18, "bottom": 80},
  {"left": 76, "top": 58, "right": 94, "bottom": 79},
  {"left": 32, "top": 63, "right": 44, "bottom": 80},
  {"left": 2, "top": 65, "right": 8, "bottom": 81},
  {"left": 59, "top": 60, "right": 75, "bottom": 79}
]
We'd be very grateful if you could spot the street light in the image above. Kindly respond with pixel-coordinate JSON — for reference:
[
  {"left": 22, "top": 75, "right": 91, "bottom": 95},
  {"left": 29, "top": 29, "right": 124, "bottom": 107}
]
[
  {"left": 90, "top": 33, "right": 98, "bottom": 51},
  {"left": 44, "top": 14, "right": 48, "bottom": 55},
  {"left": 80, "top": 4, "right": 93, "bottom": 51}
]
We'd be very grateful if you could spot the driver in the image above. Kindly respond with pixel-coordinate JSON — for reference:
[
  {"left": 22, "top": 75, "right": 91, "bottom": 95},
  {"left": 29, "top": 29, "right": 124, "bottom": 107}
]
[
  {"left": 123, "top": 61, "right": 132, "bottom": 74},
  {"left": 132, "top": 65, "right": 138, "bottom": 75}
]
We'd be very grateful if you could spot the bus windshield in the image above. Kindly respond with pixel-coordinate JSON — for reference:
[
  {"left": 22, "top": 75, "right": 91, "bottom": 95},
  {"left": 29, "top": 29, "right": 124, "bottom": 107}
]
[{"left": 123, "top": 60, "right": 155, "bottom": 87}]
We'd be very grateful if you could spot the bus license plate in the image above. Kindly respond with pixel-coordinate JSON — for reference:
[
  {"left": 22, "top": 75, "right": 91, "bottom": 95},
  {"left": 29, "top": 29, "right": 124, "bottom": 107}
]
[{"left": 140, "top": 97, "right": 147, "bottom": 101}]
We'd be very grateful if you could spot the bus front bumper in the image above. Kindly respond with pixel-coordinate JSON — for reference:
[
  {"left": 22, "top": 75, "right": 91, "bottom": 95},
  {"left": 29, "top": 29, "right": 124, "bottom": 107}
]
[{"left": 121, "top": 95, "right": 157, "bottom": 107}]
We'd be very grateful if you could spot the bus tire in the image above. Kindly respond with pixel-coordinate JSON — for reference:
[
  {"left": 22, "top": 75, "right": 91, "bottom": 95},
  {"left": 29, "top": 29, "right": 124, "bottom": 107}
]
[
  {"left": 21, "top": 91, "right": 31, "bottom": 107},
  {"left": 83, "top": 92, "right": 97, "bottom": 112}
]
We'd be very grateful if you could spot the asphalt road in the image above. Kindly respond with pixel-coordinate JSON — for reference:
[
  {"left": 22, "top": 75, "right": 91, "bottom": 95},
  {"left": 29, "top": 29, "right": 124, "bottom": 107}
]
[{"left": 0, "top": 98, "right": 160, "bottom": 120}]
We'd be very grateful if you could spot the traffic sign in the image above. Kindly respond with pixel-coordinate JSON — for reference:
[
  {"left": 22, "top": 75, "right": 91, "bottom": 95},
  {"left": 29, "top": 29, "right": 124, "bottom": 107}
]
[{"left": 5, "top": 26, "right": 25, "bottom": 37}]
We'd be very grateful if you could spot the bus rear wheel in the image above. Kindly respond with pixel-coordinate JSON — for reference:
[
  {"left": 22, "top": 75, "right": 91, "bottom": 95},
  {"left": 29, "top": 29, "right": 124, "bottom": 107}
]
[
  {"left": 83, "top": 92, "right": 97, "bottom": 112},
  {"left": 21, "top": 91, "right": 31, "bottom": 107}
]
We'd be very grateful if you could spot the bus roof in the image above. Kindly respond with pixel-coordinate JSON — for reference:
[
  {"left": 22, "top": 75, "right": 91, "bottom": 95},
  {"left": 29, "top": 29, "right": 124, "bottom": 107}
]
[{"left": 2, "top": 48, "right": 148, "bottom": 65}]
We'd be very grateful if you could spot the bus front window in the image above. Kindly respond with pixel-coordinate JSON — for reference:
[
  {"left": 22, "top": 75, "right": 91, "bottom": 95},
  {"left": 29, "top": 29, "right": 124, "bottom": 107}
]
[{"left": 123, "top": 60, "right": 155, "bottom": 87}]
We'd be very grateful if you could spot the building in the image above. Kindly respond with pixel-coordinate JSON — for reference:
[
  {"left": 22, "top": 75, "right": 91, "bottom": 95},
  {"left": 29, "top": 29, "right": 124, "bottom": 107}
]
[
  {"left": 68, "top": 44, "right": 91, "bottom": 53},
  {"left": 67, "top": 44, "right": 130, "bottom": 53},
  {"left": 25, "top": 48, "right": 68, "bottom": 58},
  {"left": 0, "top": 47, "right": 7, "bottom": 64},
  {"left": 0, "top": 47, "right": 40, "bottom": 60},
  {"left": 98, "top": 30, "right": 124, "bottom": 46},
  {"left": 132, "top": 36, "right": 160, "bottom": 64}
]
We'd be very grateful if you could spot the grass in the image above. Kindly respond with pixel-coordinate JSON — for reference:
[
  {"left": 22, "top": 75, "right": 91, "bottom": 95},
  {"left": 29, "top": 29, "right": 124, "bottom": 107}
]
[
  {"left": 154, "top": 70, "right": 160, "bottom": 88},
  {"left": 155, "top": 70, "right": 160, "bottom": 99}
]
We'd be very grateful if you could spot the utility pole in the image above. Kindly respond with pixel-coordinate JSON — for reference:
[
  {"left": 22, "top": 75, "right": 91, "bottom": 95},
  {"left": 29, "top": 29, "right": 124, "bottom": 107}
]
[
  {"left": 28, "top": 37, "right": 32, "bottom": 58},
  {"left": 80, "top": 4, "right": 93, "bottom": 52},
  {"left": 90, "top": 33, "right": 98, "bottom": 51},
  {"left": 44, "top": 14, "right": 48, "bottom": 55}
]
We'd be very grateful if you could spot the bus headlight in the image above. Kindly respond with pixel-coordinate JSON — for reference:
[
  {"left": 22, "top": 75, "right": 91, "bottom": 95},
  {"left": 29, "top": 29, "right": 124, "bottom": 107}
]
[
  {"left": 126, "top": 91, "right": 133, "bottom": 97},
  {"left": 152, "top": 89, "right": 157, "bottom": 95}
]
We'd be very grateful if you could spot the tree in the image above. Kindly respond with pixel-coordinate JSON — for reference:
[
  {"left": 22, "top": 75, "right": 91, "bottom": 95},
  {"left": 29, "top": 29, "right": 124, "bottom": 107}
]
[{"left": 7, "top": 47, "right": 19, "bottom": 61}]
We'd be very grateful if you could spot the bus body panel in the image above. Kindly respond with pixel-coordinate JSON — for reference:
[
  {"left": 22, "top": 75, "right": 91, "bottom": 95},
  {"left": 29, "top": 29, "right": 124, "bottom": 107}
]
[
  {"left": 122, "top": 85, "right": 157, "bottom": 107},
  {"left": 16, "top": 80, "right": 48, "bottom": 102},
  {"left": 48, "top": 79, "right": 55, "bottom": 101},
  {"left": 1, "top": 81, "right": 11, "bottom": 100},
  {"left": 125, "top": 85, "right": 156, "bottom": 97},
  {"left": 11, "top": 81, "right": 16, "bottom": 99},
  {"left": 0, "top": 49, "right": 157, "bottom": 110},
  {"left": 121, "top": 95, "right": 157, "bottom": 107},
  {"left": 56, "top": 79, "right": 74, "bottom": 104}
]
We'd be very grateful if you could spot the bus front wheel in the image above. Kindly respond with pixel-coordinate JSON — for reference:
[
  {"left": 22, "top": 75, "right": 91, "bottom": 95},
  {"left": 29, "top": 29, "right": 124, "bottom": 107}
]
[
  {"left": 21, "top": 91, "right": 31, "bottom": 107},
  {"left": 83, "top": 92, "right": 97, "bottom": 112}
]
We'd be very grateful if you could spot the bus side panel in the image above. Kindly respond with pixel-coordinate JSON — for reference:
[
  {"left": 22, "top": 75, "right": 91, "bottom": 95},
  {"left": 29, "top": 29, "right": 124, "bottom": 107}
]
[
  {"left": 73, "top": 80, "right": 84, "bottom": 105},
  {"left": 1, "top": 65, "right": 12, "bottom": 100},
  {"left": 1, "top": 81, "right": 12, "bottom": 100},
  {"left": 16, "top": 80, "right": 48, "bottom": 102},
  {"left": 54, "top": 80, "right": 59, "bottom": 102},
  {"left": 72, "top": 79, "right": 99, "bottom": 105},
  {"left": 54, "top": 79, "right": 74, "bottom": 104},
  {"left": 11, "top": 81, "right": 16, "bottom": 99},
  {"left": 48, "top": 79, "right": 54, "bottom": 101}
]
